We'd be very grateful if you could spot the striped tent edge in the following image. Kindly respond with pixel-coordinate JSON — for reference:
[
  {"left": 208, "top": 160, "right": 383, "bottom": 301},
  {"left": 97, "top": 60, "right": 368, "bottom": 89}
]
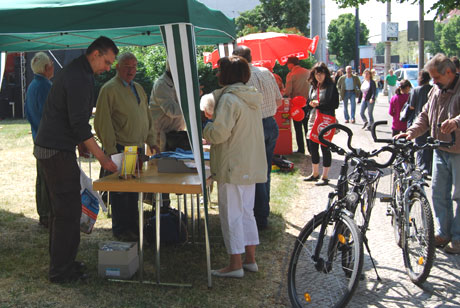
[
  {"left": 217, "top": 42, "right": 236, "bottom": 58},
  {"left": 159, "top": 23, "right": 208, "bottom": 218}
]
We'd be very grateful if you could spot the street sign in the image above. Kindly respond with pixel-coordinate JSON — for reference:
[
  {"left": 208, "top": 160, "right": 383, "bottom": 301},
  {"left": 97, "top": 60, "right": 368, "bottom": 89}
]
[{"left": 407, "top": 20, "right": 435, "bottom": 41}]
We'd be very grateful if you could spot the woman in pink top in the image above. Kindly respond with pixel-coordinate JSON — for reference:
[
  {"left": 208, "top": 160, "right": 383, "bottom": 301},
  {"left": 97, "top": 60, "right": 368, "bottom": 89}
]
[{"left": 389, "top": 79, "right": 412, "bottom": 136}]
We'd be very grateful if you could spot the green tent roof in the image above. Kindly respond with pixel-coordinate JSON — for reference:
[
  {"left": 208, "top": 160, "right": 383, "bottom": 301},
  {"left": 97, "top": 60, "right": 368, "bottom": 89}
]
[{"left": 0, "top": 0, "right": 236, "bottom": 52}]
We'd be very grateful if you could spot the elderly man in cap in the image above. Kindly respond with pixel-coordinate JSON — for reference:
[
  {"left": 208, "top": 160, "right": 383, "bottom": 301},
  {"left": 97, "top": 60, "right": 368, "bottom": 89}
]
[
  {"left": 232, "top": 46, "right": 282, "bottom": 230},
  {"left": 396, "top": 53, "right": 460, "bottom": 254}
]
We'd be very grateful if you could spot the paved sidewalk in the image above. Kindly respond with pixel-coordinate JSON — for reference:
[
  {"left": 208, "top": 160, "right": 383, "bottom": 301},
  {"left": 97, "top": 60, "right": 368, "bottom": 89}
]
[{"left": 280, "top": 94, "right": 460, "bottom": 307}]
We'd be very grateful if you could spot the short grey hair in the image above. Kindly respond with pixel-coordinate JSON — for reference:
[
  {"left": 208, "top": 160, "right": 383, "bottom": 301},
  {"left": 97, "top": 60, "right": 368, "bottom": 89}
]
[
  {"left": 117, "top": 52, "right": 137, "bottom": 65},
  {"left": 30, "top": 52, "right": 52, "bottom": 74},
  {"left": 425, "top": 53, "right": 456, "bottom": 75},
  {"left": 200, "top": 93, "right": 215, "bottom": 116}
]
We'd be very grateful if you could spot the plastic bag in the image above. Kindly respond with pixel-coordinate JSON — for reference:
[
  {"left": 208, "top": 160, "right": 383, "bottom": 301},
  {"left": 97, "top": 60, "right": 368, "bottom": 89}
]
[{"left": 80, "top": 167, "right": 106, "bottom": 234}]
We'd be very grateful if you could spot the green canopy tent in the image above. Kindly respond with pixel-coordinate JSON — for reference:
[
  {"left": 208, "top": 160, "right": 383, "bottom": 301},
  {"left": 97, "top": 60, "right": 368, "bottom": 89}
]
[{"left": 0, "top": 0, "right": 236, "bottom": 287}]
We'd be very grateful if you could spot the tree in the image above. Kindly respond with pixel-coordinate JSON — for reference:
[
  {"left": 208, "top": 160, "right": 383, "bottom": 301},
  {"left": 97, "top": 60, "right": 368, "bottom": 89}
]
[
  {"left": 235, "top": 0, "right": 309, "bottom": 36},
  {"left": 391, "top": 30, "right": 418, "bottom": 63},
  {"left": 426, "top": 22, "right": 445, "bottom": 56},
  {"left": 95, "top": 45, "right": 221, "bottom": 99},
  {"left": 327, "top": 13, "right": 370, "bottom": 66},
  {"left": 440, "top": 15, "right": 460, "bottom": 56},
  {"left": 375, "top": 42, "right": 385, "bottom": 56},
  {"left": 332, "top": 0, "right": 460, "bottom": 18}
]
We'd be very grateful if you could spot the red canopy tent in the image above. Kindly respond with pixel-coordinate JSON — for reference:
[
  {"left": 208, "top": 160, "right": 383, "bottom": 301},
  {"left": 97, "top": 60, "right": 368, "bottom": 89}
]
[{"left": 204, "top": 32, "right": 319, "bottom": 69}]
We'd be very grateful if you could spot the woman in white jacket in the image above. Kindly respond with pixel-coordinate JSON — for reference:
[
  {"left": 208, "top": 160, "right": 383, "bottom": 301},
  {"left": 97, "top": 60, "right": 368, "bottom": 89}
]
[{"left": 203, "top": 56, "right": 267, "bottom": 278}]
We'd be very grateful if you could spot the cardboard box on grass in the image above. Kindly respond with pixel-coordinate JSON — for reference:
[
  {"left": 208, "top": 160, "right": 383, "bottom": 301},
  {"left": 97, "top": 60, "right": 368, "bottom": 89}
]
[{"left": 98, "top": 241, "right": 139, "bottom": 279}]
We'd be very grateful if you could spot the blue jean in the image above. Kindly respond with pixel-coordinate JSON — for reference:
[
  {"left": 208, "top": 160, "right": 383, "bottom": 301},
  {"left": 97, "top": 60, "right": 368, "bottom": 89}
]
[
  {"left": 432, "top": 149, "right": 460, "bottom": 241},
  {"left": 254, "top": 116, "right": 279, "bottom": 227},
  {"left": 360, "top": 100, "right": 375, "bottom": 126},
  {"left": 343, "top": 91, "right": 356, "bottom": 121}
]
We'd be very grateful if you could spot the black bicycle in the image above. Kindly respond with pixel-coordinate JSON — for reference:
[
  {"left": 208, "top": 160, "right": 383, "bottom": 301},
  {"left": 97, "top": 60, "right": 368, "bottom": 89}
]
[
  {"left": 287, "top": 124, "right": 395, "bottom": 308},
  {"left": 371, "top": 121, "right": 455, "bottom": 285}
]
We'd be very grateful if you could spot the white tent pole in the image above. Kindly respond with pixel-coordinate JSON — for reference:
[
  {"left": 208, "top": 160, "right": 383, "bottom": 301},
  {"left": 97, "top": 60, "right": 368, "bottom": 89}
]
[
  {"left": 0, "top": 51, "right": 5, "bottom": 92},
  {"left": 47, "top": 50, "right": 63, "bottom": 68}
]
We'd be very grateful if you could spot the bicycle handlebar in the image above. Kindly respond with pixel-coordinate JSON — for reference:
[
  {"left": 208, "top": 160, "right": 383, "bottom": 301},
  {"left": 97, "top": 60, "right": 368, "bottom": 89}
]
[
  {"left": 318, "top": 123, "right": 397, "bottom": 168},
  {"left": 371, "top": 121, "right": 456, "bottom": 149},
  {"left": 371, "top": 121, "right": 393, "bottom": 143},
  {"left": 318, "top": 123, "right": 353, "bottom": 156}
]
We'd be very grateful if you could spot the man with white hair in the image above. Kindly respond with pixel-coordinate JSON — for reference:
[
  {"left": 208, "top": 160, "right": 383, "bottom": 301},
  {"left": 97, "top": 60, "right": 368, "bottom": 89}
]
[
  {"left": 25, "top": 51, "right": 54, "bottom": 228},
  {"left": 232, "top": 46, "right": 283, "bottom": 230},
  {"left": 95, "top": 52, "right": 158, "bottom": 241},
  {"left": 396, "top": 54, "right": 460, "bottom": 254}
]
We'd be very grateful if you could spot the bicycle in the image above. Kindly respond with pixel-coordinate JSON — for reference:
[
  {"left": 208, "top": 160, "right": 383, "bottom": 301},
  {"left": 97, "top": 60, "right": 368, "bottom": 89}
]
[
  {"left": 371, "top": 121, "right": 456, "bottom": 285},
  {"left": 287, "top": 124, "right": 395, "bottom": 308}
]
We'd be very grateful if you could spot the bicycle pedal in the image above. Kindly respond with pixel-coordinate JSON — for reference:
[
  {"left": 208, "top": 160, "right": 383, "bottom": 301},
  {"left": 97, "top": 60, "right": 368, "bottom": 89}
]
[{"left": 380, "top": 197, "right": 392, "bottom": 203}]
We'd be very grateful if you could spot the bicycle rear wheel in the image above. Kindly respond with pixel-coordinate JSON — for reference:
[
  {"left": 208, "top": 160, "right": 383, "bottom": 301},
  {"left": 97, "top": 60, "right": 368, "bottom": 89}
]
[
  {"left": 287, "top": 210, "right": 363, "bottom": 308},
  {"left": 402, "top": 191, "right": 435, "bottom": 285}
]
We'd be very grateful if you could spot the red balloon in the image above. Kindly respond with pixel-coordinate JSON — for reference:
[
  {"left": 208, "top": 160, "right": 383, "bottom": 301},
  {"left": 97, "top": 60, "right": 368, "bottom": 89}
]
[
  {"left": 291, "top": 96, "right": 307, "bottom": 108},
  {"left": 290, "top": 107, "right": 305, "bottom": 122}
]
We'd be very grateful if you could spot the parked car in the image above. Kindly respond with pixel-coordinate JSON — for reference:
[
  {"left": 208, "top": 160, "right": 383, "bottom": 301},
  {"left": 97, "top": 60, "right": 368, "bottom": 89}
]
[{"left": 394, "top": 68, "right": 419, "bottom": 87}]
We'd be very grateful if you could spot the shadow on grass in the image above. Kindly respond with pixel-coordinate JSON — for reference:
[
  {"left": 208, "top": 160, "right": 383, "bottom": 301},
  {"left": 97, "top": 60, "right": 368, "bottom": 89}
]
[{"left": 0, "top": 205, "right": 296, "bottom": 308}]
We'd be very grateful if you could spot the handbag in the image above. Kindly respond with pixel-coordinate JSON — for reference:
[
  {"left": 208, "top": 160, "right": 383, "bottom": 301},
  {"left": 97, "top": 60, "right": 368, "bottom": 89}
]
[
  {"left": 399, "top": 101, "right": 413, "bottom": 122},
  {"left": 308, "top": 110, "right": 336, "bottom": 146}
]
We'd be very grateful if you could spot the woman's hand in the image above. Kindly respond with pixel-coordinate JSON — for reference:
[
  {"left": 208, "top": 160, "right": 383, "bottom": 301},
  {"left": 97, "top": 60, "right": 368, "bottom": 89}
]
[
  {"left": 309, "top": 99, "right": 319, "bottom": 108},
  {"left": 370, "top": 98, "right": 374, "bottom": 104}
]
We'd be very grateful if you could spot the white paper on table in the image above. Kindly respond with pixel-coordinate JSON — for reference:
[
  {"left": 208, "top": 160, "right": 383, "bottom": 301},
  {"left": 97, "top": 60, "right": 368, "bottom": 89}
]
[
  {"left": 111, "top": 153, "right": 124, "bottom": 172},
  {"left": 184, "top": 161, "right": 210, "bottom": 170}
]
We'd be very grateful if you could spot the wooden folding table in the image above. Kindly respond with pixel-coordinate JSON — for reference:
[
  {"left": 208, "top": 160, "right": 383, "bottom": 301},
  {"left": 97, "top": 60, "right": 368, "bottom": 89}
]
[{"left": 93, "top": 160, "right": 212, "bottom": 287}]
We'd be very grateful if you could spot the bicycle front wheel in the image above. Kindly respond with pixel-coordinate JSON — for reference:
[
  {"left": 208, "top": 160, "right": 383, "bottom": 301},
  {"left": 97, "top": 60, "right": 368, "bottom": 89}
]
[
  {"left": 287, "top": 210, "right": 364, "bottom": 308},
  {"left": 402, "top": 190, "right": 435, "bottom": 285}
]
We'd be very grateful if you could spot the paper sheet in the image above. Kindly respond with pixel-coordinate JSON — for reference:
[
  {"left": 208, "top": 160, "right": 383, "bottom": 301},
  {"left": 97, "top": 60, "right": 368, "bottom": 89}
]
[{"left": 111, "top": 153, "right": 123, "bottom": 172}]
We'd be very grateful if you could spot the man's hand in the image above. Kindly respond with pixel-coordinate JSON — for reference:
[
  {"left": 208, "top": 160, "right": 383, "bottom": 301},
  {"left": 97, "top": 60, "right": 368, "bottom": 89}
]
[
  {"left": 100, "top": 156, "right": 118, "bottom": 173},
  {"left": 77, "top": 142, "right": 90, "bottom": 158},
  {"left": 440, "top": 119, "right": 458, "bottom": 135},
  {"left": 394, "top": 132, "right": 411, "bottom": 140},
  {"left": 370, "top": 98, "right": 374, "bottom": 103},
  {"left": 149, "top": 144, "right": 161, "bottom": 155}
]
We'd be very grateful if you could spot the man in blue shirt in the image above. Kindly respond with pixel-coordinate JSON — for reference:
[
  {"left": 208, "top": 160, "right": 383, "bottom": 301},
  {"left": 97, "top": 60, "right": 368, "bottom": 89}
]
[{"left": 25, "top": 52, "right": 54, "bottom": 228}]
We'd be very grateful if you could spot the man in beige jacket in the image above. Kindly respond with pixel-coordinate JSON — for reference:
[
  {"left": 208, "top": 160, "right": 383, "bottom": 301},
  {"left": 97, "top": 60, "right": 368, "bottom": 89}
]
[{"left": 285, "top": 56, "right": 311, "bottom": 154}]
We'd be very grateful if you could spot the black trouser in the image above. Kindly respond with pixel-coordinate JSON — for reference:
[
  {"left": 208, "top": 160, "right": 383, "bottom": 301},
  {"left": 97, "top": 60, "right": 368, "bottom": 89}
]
[
  {"left": 293, "top": 107, "right": 309, "bottom": 153},
  {"left": 36, "top": 159, "right": 51, "bottom": 219},
  {"left": 39, "top": 151, "right": 81, "bottom": 280},
  {"left": 307, "top": 139, "right": 332, "bottom": 167}
]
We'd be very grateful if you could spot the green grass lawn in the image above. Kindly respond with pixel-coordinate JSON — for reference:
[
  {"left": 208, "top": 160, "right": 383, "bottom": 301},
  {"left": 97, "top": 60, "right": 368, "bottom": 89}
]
[{"left": 0, "top": 119, "right": 305, "bottom": 308}]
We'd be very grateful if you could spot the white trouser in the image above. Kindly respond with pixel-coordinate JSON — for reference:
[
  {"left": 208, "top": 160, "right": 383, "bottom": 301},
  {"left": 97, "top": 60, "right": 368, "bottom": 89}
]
[
  {"left": 217, "top": 182, "right": 259, "bottom": 255},
  {"left": 388, "top": 85, "right": 396, "bottom": 101}
]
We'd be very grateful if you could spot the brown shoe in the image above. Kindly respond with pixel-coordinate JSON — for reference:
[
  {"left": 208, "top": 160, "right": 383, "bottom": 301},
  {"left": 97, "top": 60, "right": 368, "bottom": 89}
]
[
  {"left": 434, "top": 235, "right": 450, "bottom": 248},
  {"left": 444, "top": 240, "right": 460, "bottom": 254}
]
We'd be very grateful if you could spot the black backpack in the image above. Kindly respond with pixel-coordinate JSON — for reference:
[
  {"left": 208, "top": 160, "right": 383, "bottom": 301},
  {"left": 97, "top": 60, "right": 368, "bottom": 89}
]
[{"left": 143, "top": 207, "right": 187, "bottom": 245}]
